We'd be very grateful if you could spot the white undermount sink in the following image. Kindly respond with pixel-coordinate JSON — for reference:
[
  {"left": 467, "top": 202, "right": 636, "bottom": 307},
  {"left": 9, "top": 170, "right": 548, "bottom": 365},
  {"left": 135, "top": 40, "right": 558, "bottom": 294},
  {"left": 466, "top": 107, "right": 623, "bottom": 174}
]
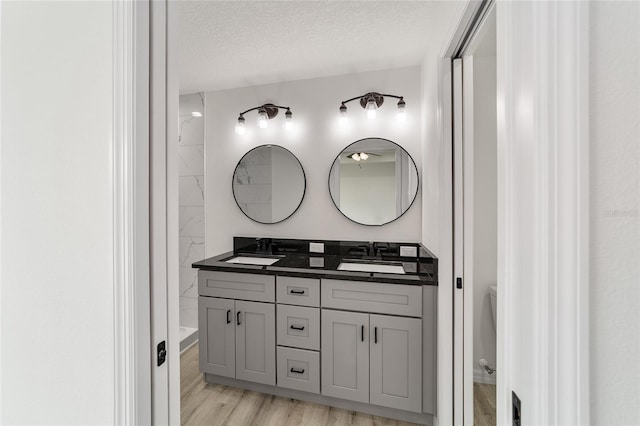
[
  {"left": 337, "top": 262, "right": 406, "bottom": 274},
  {"left": 225, "top": 256, "right": 280, "bottom": 266}
]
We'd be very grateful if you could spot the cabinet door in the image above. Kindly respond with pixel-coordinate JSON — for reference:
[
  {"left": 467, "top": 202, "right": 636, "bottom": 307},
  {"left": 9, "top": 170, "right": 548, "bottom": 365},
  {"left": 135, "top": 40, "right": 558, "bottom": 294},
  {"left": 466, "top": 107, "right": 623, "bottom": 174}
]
[
  {"left": 321, "top": 309, "right": 369, "bottom": 403},
  {"left": 198, "top": 297, "right": 235, "bottom": 377},
  {"left": 370, "top": 314, "right": 422, "bottom": 412},
  {"left": 235, "top": 300, "right": 276, "bottom": 385}
]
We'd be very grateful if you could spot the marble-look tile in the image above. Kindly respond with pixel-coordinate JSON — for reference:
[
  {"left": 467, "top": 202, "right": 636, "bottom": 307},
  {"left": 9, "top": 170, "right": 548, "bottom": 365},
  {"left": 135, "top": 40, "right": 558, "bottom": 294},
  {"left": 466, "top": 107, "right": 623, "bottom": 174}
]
[
  {"left": 240, "top": 149, "right": 272, "bottom": 166},
  {"left": 180, "top": 296, "right": 198, "bottom": 329},
  {"left": 179, "top": 116, "right": 204, "bottom": 146},
  {"left": 180, "top": 237, "right": 205, "bottom": 267},
  {"left": 239, "top": 203, "right": 272, "bottom": 223},
  {"left": 179, "top": 93, "right": 204, "bottom": 146},
  {"left": 179, "top": 206, "right": 204, "bottom": 237},
  {"left": 234, "top": 183, "right": 272, "bottom": 204},
  {"left": 178, "top": 145, "right": 204, "bottom": 176},
  {"left": 179, "top": 176, "right": 204, "bottom": 206},
  {"left": 179, "top": 266, "right": 198, "bottom": 298},
  {"left": 234, "top": 164, "right": 272, "bottom": 185}
]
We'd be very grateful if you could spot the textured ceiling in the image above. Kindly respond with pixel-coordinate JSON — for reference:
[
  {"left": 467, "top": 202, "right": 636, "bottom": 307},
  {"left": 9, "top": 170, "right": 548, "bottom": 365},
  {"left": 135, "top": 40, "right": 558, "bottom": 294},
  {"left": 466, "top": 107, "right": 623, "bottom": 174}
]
[{"left": 178, "top": 1, "right": 467, "bottom": 93}]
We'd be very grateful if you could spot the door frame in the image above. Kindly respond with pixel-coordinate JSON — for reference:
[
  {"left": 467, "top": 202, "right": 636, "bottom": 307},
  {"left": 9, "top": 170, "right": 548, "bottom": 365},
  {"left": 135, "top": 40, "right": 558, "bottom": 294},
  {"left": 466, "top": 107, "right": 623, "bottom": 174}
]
[
  {"left": 445, "top": 1, "right": 591, "bottom": 424},
  {"left": 112, "top": 1, "right": 152, "bottom": 423},
  {"left": 112, "top": 0, "right": 179, "bottom": 423}
]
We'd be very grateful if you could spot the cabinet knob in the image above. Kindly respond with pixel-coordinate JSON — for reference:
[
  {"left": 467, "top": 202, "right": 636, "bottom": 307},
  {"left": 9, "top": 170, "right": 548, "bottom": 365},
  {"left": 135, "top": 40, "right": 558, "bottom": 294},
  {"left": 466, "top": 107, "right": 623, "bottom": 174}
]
[{"left": 236, "top": 311, "right": 241, "bottom": 325}]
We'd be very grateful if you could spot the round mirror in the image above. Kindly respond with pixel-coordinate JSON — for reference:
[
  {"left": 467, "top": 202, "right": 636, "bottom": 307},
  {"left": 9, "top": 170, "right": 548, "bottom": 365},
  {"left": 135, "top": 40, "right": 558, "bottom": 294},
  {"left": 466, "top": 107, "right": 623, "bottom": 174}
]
[
  {"left": 328, "top": 138, "right": 419, "bottom": 226},
  {"left": 233, "top": 145, "right": 306, "bottom": 224}
]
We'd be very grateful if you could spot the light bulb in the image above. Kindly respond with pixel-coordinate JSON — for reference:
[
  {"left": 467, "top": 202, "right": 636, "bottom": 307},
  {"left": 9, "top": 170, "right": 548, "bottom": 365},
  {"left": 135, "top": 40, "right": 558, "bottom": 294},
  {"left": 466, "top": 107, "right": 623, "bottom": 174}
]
[
  {"left": 352, "top": 153, "right": 361, "bottom": 161},
  {"left": 257, "top": 109, "right": 269, "bottom": 129},
  {"left": 396, "top": 99, "right": 406, "bottom": 122},
  {"left": 284, "top": 109, "right": 293, "bottom": 130},
  {"left": 359, "top": 152, "right": 369, "bottom": 161},
  {"left": 339, "top": 104, "right": 348, "bottom": 125},
  {"left": 235, "top": 116, "right": 246, "bottom": 135},
  {"left": 365, "top": 98, "right": 377, "bottom": 120}
]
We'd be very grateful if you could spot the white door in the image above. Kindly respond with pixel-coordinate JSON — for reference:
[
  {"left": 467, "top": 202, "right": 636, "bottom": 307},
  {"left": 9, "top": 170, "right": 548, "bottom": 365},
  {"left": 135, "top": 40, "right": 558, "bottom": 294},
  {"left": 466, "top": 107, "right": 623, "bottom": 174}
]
[
  {"left": 198, "top": 297, "right": 235, "bottom": 377},
  {"left": 321, "top": 309, "right": 370, "bottom": 403},
  {"left": 235, "top": 300, "right": 276, "bottom": 385},
  {"left": 370, "top": 315, "right": 422, "bottom": 413}
]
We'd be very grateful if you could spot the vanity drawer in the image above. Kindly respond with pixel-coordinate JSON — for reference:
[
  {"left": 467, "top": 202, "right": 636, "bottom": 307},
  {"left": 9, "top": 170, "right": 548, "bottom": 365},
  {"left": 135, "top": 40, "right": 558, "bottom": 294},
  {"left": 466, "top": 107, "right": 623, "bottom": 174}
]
[
  {"left": 277, "top": 305, "right": 320, "bottom": 350},
  {"left": 321, "top": 279, "right": 422, "bottom": 317},
  {"left": 198, "top": 270, "right": 275, "bottom": 302},
  {"left": 276, "top": 347, "right": 320, "bottom": 394},
  {"left": 276, "top": 276, "right": 320, "bottom": 307}
]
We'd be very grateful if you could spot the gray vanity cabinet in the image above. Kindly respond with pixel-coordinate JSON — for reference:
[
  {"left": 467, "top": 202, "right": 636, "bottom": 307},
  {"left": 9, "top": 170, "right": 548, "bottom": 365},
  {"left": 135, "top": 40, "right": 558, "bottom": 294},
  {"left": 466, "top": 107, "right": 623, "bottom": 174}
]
[
  {"left": 198, "top": 297, "right": 276, "bottom": 386},
  {"left": 321, "top": 309, "right": 370, "bottom": 403},
  {"left": 321, "top": 309, "right": 423, "bottom": 412},
  {"left": 198, "top": 296, "right": 235, "bottom": 377},
  {"left": 235, "top": 300, "right": 276, "bottom": 385},
  {"left": 369, "top": 314, "right": 422, "bottom": 413},
  {"left": 198, "top": 268, "right": 276, "bottom": 386}
]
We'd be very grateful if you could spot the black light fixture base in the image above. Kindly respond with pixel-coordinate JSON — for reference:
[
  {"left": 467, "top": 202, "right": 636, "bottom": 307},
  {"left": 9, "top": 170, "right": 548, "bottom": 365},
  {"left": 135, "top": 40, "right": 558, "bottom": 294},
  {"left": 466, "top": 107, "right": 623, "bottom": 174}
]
[
  {"left": 262, "top": 103, "right": 280, "bottom": 119},
  {"left": 359, "top": 92, "right": 384, "bottom": 109}
]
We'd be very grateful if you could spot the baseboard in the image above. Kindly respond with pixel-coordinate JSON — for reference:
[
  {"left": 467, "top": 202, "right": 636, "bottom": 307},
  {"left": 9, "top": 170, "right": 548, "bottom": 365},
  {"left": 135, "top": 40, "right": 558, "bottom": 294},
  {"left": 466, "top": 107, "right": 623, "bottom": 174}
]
[
  {"left": 473, "top": 368, "right": 496, "bottom": 385},
  {"left": 179, "top": 328, "right": 198, "bottom": 353}
]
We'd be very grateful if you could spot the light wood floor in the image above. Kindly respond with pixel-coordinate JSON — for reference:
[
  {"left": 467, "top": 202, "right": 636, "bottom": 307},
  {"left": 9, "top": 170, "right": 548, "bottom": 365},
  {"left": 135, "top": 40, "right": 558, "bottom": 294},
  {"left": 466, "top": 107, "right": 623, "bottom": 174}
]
[
  {"left": 181, "top": 343, "right": 418, "bottom": 426},
  {"left": 473, "top": 383, "right": 496, "bottom": 426}
]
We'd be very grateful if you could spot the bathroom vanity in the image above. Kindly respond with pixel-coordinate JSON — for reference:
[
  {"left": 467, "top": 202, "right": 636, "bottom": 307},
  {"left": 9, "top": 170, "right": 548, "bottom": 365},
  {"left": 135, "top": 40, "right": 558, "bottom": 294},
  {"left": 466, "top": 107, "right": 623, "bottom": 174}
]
[{"left": 193, "top": 237, "right": 438, "bottom": 425}]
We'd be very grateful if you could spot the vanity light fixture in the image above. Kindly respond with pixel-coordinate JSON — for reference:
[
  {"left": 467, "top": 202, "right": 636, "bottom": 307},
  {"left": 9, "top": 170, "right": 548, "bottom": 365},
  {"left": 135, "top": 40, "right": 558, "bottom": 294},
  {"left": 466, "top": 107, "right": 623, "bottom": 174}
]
[
  {"left": 338, "top": 92, "right": 406, "bottom": 123},
  {"left": 235, "top": 103, "right": 293, "bottom": 135}
]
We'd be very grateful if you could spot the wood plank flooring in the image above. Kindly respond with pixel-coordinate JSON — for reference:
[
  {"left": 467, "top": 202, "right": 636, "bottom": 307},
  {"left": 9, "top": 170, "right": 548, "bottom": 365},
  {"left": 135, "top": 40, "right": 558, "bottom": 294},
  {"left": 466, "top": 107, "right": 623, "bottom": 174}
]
[
  {"left": 181, "top": 343, "right": 418, "bottom": 426},
  {"left": 473, "top": 383, "right": 496, "bottom": 426}
]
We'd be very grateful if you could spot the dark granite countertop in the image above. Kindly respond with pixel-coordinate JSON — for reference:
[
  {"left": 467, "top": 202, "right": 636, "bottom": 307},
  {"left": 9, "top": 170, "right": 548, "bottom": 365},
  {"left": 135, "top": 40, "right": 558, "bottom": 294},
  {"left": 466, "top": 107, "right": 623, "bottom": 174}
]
[{"left": 192, "top": 237, "right": 438, "bottom": 286}]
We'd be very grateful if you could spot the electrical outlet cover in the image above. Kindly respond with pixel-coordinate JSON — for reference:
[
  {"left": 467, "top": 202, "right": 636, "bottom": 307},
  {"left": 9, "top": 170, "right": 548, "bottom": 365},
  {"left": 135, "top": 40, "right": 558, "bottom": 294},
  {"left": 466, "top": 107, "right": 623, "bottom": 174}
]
[
  {"left": 309, "top": 242, "right": 324, "bottom": 254},
  {"left": 400, "top": 246, "right": 418, "bottom": 257}
]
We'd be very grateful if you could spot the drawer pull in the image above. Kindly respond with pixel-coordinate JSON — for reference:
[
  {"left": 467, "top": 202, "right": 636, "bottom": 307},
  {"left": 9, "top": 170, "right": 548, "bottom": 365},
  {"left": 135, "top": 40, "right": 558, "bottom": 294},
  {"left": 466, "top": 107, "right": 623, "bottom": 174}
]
[
  {"left": 290, "top": 367, "right": 305, "bottom": 374},
  {"left": 289, "top": 289, "right": 306, "bottom": 295},
  {"left": 290, "top": 324, "right": 305, "bottom": 331},
  {"left": 237, "top": 311, "right": 241, "bottom": 326},
  {"left": 226, "top": 310, "right": 231, "bottom": 324},
  {"left": 361, "top": 325, "right": 365, "bottom": 342},
  {"left": 374, "top": 326, "right": 378, "bottom": 344}
]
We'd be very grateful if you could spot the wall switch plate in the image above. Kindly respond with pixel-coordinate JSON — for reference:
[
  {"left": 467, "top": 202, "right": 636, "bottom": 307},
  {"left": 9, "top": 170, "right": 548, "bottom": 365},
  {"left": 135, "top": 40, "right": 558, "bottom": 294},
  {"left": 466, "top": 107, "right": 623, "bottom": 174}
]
[
  {"left": 400, "top": 246, "right": 418, "bottom": 257},
  {"left": 309, "top": 242, "right": 324, "bottom": 254}
]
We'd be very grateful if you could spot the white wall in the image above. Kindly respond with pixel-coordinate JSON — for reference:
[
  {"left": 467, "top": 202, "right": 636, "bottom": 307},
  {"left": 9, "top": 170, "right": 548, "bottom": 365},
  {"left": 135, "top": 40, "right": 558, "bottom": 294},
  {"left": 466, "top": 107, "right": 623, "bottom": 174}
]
[
  {"left": 204, "top": 67, "right": 422, "bottom": 255},
  {"left": 1, "top": 2, "right": 115, "bottom": 423},
  {"left": 340, "top": 161, "right": 396, "bottom": 225},
  {"left": 472, "top": 55, "right": 497, "bottom": 382},
  {"left": 178, "top": 93, "right": 205, "bottom": 330},
  {"left": 589, "top": 2, "right": 640, "bottom": 422}
]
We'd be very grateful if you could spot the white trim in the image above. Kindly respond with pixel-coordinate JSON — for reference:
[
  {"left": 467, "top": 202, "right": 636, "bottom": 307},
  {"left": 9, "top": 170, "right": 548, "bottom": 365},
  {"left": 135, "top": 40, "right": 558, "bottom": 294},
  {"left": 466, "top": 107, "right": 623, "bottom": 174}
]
[
  {"left": 166, "top": 1, "right": 181, "bottom": 424},
  {"left": 434, "top": 56, "right": 454, "bottom": 426},
  {"left": 452, "top": 58, "right": 464, "bottom": 425},
  {"left": 496, "top": 2, "right": 590, "bottom": 424},
  {"left": 461, "top": 54, "right": 475, "bottom": 426},
  {"left": 112, "top": 0, "right": 151, "bottom": 424}
]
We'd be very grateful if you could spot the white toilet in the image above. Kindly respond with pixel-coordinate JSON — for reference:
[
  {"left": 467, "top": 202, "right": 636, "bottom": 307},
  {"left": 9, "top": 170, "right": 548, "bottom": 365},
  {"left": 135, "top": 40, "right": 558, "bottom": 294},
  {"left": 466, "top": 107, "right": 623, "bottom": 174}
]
[{"left": 489, "top": 285, "right": 498, "bottom": 328}]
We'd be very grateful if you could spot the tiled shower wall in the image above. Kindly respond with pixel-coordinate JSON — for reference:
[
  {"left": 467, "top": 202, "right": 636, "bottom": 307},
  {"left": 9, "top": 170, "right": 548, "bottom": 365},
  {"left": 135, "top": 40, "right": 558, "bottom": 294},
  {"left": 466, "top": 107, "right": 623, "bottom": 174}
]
[{"left": 179, "top": 93, "right": 204, "bottom": 329}]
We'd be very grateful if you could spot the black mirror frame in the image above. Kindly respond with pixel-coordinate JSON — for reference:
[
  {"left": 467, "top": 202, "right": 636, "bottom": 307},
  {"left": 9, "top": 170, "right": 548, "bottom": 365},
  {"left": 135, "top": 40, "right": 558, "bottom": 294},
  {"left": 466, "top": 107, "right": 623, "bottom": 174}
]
[
  {"left": 327, "top": 137, "right": 419, "bottom": 227},
  {"left": 232, "top": 144, "right": 306, "bottom": 225}
]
